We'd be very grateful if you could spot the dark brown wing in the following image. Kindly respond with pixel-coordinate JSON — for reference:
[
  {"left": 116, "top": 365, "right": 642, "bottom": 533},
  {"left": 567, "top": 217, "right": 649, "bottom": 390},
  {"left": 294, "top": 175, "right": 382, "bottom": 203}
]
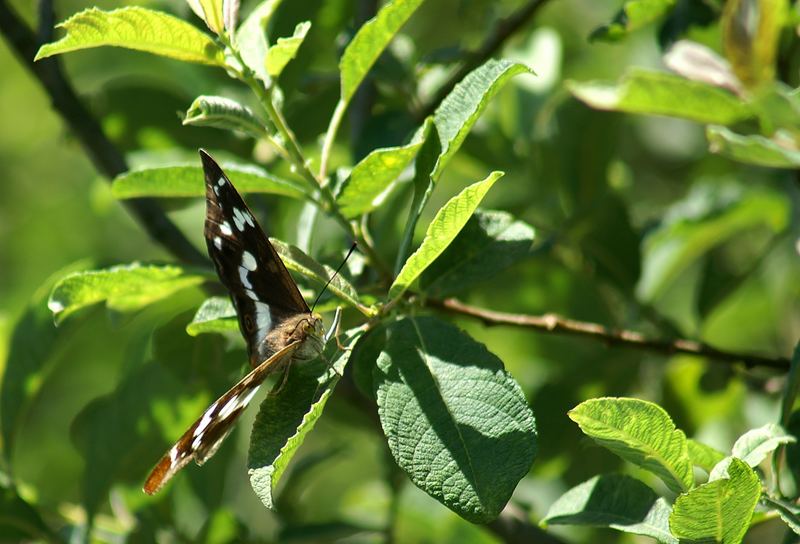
[
  {"left": 200, "top": 150, "right": 309, "bottom": 367},
  {"left": 143, "top": 342, "right": 300, "bottom": 495}
]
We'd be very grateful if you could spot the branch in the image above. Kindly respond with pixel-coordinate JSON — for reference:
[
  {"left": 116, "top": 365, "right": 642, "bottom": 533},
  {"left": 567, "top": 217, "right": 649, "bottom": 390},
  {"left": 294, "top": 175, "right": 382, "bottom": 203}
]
[
  {"left": 487, "top": 503, "right": 568, "bottom": 544},
  {"left": 432, "top": 298, "right": 790, "bottom": 371},
  {"left": 416, "top": 0, "right": 551, "bottom": 120},
  {"left": 0, "top": 0, "right": 206, "bottom": 266}
]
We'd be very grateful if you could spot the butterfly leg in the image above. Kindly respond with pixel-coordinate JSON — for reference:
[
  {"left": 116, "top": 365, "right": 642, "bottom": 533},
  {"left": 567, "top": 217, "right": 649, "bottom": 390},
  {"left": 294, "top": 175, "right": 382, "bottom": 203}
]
[{"left": 270, "top": 360, "right": 294, "bottom": 396}]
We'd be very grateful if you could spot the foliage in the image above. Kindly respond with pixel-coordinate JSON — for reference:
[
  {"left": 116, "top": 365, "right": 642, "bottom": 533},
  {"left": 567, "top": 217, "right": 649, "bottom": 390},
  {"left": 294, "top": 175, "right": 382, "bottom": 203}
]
[{"left": 1, "top": 0, "right": 799, "bottom": 542}]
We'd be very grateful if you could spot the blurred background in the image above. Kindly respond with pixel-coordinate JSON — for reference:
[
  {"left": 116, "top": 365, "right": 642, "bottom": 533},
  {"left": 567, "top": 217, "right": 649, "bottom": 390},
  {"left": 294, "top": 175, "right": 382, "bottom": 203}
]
[{"left": 1, "top": 0, "right": 799, "bottom": 542}]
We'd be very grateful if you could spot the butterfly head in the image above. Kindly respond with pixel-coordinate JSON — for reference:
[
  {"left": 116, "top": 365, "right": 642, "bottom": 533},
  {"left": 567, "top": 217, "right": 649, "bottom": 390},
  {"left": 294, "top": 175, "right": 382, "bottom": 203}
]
[{"left": 292, "top": 313, "right": 325, "bottom": 362}]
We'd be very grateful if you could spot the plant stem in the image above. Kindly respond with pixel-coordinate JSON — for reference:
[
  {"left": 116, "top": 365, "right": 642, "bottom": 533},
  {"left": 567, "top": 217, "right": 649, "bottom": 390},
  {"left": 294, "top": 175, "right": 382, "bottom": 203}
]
[
  {"left": 319, "top": 99, "right": 347, "bottom": 180},
  {"left": 431, "top": 297, "right": 791, "bottom": 370}
]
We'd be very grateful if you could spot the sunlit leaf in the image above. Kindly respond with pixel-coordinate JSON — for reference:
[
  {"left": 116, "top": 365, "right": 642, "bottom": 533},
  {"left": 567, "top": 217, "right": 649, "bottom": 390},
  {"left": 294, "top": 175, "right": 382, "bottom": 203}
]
[
  {"left": 112, "top": 164, "right": 305, "bottom": 199},
  {"left": 669, "top": 458, "right": 760, "bottom": 543},
  {"left": 198, "top": 0, "right": 224, "bottom": 35},
  {"left": 731, "top": 423, "right": 795, "bottom": 467},
  {"left": 543, "top": 474, "right": 677, "bottom": 544},
  {"left": 265, "top": 21, "right": 310, "bottom": 78},
  {"left": 390, "top": 171, "right": 503, "bottom": 299},
  {"left": 223, "top": 0, "right": 240, "bottom": 35},
  {"left": 237, "top": 0, "right": 282, "bottom": 82},
  {"left": 569, "top": 69, "right": 752, "bottom": 125},
  {"left": 186, "top": 297, "right": 238, "bottom": 336},
  {"left": 569, "top": 398, "right": 693, "bottom": 494},
  {"left": 183, "top": 95, "right": 266, "bottom": 137},
  {"left": 591, "top": 0, "right": 677, "bottom": 42},
  {"left": 35, "top": 7, "right": 225, "bottom": 66},
  {"left": 707, "top": 125, "right": 800, "bottom": 168},
  {"left": 48, "top": 263, "right": 210, "bottom": 324},
  {"left": 687, "top": 439, "right": 726, "bottom": 472},
  {"left": 374, "top": 316, "right": 537, "bottom": 523}
]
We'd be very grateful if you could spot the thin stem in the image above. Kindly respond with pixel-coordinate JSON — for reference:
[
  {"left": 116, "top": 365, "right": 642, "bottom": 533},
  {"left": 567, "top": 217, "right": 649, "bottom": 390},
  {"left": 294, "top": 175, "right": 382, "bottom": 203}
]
[
  {"left": 319, "top": 99, "right": 347, "bottom": 180},
  {"left": 431, "top": 298, "right": 790, "bottom": 370}
]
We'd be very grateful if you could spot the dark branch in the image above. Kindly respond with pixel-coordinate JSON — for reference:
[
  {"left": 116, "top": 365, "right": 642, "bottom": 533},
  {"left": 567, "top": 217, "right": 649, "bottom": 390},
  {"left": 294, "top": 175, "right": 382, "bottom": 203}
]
[
  {"left": 0, "top": 0, "right": 207, "bottom": 266},
  {"left": 431, "top": 298, "right": 790, "bottom": 371},
  {"left": 487, "top": 503, "right": 568, "bottom": 544},
  {"left": 416, "top": 0, "right": 552, "bottom": 120}
]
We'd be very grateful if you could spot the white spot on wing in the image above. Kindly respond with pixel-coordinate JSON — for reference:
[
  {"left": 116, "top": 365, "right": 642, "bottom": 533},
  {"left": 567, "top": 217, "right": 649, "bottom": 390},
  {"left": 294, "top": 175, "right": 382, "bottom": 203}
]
[
  {"left": 254, "top": 301, "right": 272, "bottom": 337},
  {"left": 238, "top": 266, "right": 253, "bottom": 289},
  {"left": 191, "top": 431, "right": 205, "bottom": 450},
  {"left": 169, "top": 446, "right": 179, "bottom": 464},
  {"left": 214, "top": 236, "right": 222, "bottom": 250},
  {"left": 242, "top": 251, "right": 257, "bottom": 271},
  {"left": 245, "top": 289, "right": 259, "bottom": 301},
  {"left": 193, "top": 400, "right": 217, "bottom": 439},
  {"left": 217, "top": 177, "right": 225, "bottom": 187},
  {"left": 220, "top": 222, "right": 233, "bottom": 236},
  {"left": 233, "top": 208, "right": 248, "bottom": 231},
  {"left": 244, "top": 212, "right": 255, "bottom": 227}
]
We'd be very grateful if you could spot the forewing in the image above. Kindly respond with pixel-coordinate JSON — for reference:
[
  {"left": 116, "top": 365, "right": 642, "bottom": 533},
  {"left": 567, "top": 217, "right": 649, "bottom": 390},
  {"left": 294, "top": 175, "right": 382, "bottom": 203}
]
[
  {"left": 143, "top": 342, "right": 300, "bottom": 495},
  {"left": 200, "top": 150, "right": 309, "bottom": 366}
]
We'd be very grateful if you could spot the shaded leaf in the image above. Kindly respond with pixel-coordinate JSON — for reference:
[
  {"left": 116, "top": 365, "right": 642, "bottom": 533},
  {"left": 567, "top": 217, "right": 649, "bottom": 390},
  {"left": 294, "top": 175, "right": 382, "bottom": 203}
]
[
  {"left": 186, "top": 297, "right": 238, "bottom": 336},
  {"left": 543, "top": 474, "right": 677, "bottom": 544},
  {"left": 48, "top": 263, "right": 210, "bottom": 324},
  {"left": 337, "top": 139, "right": 423, "bottom": 219},
  {"left": 669, "top": 458, "right": 760, "bottom": 544},
  {"left": 265, "top": 21, "right": 310, "bottom": 78},
  {"left": 237, "top": 0, "right": 282, "bottom": 82},
  {"left": 374, "top": 317, "right": 537, "bottom": 523},
  {"left": 112, "top": 164, "right": 305, "bottom": 199},
  {"left": 183, "top": 95, "right": 266, "bottom": 138},
  {"left": 707, "top": 125, "right": 800, "bottom": 168},
  {"left": 419, "top": 210, "right": 535, "bottom": 297},
  {"left": 390, "top": 171, "right": 503, "bottom": 299},
  {"left": 35, "top": 7, "right": 225, "bottom": 66},
  {"left": 687, "top": 439, "right": 726, "bottom": 473},
  {"left": 568, "top": 69, "right": 752, "bottom": 125},
  {"left": 591, "top": 0, "right": 677, "bottom": 42},
  {"left": 432, "top": 59, "right": 532, "bottom": 181},
  {"left": 761, "top": 496, "right": 800, "bottom": 536},
  {"left": 0, "top": 483, "right": 61, "bottom": 543},
  {"left": 248, "top": 333, "right": 357, "bottom": 509},
  {"left": 569, "top": 398, "right": 693, "bottom": 494},
  {"left": 340, "top": 0, "right": 425, "bottom": 103},
  {"left": 731, "top": 423, "right": 795, "bottom": 467}
]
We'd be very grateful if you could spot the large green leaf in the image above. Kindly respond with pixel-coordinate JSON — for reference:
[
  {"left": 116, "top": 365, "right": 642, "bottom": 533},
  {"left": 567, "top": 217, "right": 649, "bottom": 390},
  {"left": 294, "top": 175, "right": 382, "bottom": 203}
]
[
  {"left": 339, "top": 0, "right": 425, "bottom": 103},
  {"left": 183, "top": 95, "right": 266, "bottom": 138},
  {"left": 731, "top": 423, "right": 795, "bottom": 467},
  {"left": 569, "top": 398, "right": 693, "bottom": 494},
  {"left": 389, "top": 171, "right": 503, "bottom": 299},
  {"left": 637, "top": 182, "right": 789, "bottom": 302},
  {"left": 707, "top": 125, "right": 800, "bottom": 168},
  {"left": 543, "top": 474, "right": 677, "bottom": 544},
  {"left": 374, "top": 317, "right": 537, "bottom": 523},
  {"left": 568, "top": 69, "right": 752, "bottom": 125},
  {"left": 185, "top": 297, "right": 238, "bottom": 336},
  {"left": 236, "top": 0, "right": 282, "bottom": 82},
  {"left": 47, "top": 263, "right": 210, "bottom": 324},
  {"left": 112, "top": 164, "right": 305, "bottom": 199},
  {"left": 248, "top": 333, "right": 357, "bottom": 510},
  {"left": 591, "top": 0, "right": 677, "bottom": 42},
  {"left": 337, "top": 139, "right": 424, "bottom": 218},
  {"left": 418, "top": 210, "right": 535, "bottom": 297},
  {"left": 265, "top": 21, "right": 310, "bottom": 78},
  {"left": 669, "top": 458, "right": 760, "bottom": 543},
  {"left": 432, "top": 59, "right": 532, "bottom": 181},
  {"left": 35, "top": 7, "right": 225, "bottom": 66}
]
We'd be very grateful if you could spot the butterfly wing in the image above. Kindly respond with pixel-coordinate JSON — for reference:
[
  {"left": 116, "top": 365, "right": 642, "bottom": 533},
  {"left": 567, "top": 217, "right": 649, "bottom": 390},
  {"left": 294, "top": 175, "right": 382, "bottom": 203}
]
[
  {"left": 200, "top": 150, "right": 309, "bottom": 367},
  {"left": 143, "top": 342, "right": 300, "bottom": 495}
]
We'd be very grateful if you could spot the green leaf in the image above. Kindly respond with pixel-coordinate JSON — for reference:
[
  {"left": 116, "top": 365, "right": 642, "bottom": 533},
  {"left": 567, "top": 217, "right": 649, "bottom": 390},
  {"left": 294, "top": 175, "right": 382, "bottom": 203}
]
[
  {"left": 731, "top": 423, "right": 795, "bottom": 467},
  {"left": 687, "top": 439, "right": 726, "bottom": 473},
  {"left": 432, "top": 59, "right": 532, "bottom": 181},
  {"left": 112, "top": 164, "right": 306, "bottom": 200},
  {"left": 389, "top": 171, "right": 503, "bottom": 299},
  {"left": 374, "top": 316, "right": 537, "bottom": 523},
  {"left": 722, "top": 0, "right": 787, "bottom": 89},
  {"left": 707, "top": 125, "right": 800, "bottom": 168},
  {"left": 183, "top": 95, "right": 266, "bottom": 138},
  {"left": 47, "top": 263, "right": 209, "bottom": 324},
  {"left": 761, "top": 495, "right": 800, "bottom": 536},
  {"left": 543, "top": 474, "right": 677, "bottom": 544},
  {"left": 636, "top": 182, "right": 789, "bottom": 301},
  {"left": 236, "top": 0, "right": 282, "bottom": 82},
  {"left": 337, "top": 139, "right": 424, "bottom": 219},
  {"left": 0, "top": 483, "right": 61, "bottom": 543},
  {"left": 248, "top": 333, "right": 357, "bottom": 510},
  {"left": 265, "top": 21, "right": 310, "bottom": 78},
  {"left": 268, "top": 239, "right": 371, "bottom": 315},
  {"left": 223, "top": 0, "right": 240, "bottom": 35},
  {"left": 568, "top": 69, "right": 752, "bottom": 125},
  {"left": 568, "top": 398, "right": 693, "bottom": 494},
  {"left": 340, "top": 0, "right": 425, "bottom": 104},
  {"left": 198, "top": 0, "right": 224, "bottom": 34},
  {"left": 669, "top": 458, "right": 761, "bottom": 544},
  {"left": 185, "top": 297, "right": 238, "bottom": 336},
  {"left": 591, "top": 0, "right": 677, "bottom": 42},
  {"left": 35, "top": 7, "right": 225, "bottom": 66},
  {"left": 419, "top": 210, "right": 535, "bottom": 297}
]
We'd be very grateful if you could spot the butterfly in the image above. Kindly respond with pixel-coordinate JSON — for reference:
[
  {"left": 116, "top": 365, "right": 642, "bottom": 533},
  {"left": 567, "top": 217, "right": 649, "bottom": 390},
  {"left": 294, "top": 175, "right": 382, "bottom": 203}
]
[{"left": 143, "top": 149, "right": 326, "bottom": 495}]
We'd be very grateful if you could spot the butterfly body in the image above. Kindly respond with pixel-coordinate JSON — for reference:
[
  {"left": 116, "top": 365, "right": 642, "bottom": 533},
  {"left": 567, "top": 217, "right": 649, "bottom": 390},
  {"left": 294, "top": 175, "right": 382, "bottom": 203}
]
[{"left": 143, "top": 150, "right": 325, "bottom": 495}]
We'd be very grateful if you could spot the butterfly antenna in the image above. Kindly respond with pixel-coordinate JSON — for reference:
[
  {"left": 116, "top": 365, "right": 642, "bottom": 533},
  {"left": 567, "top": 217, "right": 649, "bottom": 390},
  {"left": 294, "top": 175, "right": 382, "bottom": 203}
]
[{"left": 311, "top": 242, "right": 358, "bottom": 312}]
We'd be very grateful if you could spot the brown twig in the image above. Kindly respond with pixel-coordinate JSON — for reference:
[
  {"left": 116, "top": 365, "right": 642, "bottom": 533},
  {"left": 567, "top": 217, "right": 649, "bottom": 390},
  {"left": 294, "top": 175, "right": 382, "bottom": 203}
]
[
  {"left": 415, "top": 0, "right": 552, "bottom": 120},
  {"left": 0, "top": 0, "right": 206, "bottom": 266},
  {"left": 432, "top": 298, "right": 791, "bottom": 370}
]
